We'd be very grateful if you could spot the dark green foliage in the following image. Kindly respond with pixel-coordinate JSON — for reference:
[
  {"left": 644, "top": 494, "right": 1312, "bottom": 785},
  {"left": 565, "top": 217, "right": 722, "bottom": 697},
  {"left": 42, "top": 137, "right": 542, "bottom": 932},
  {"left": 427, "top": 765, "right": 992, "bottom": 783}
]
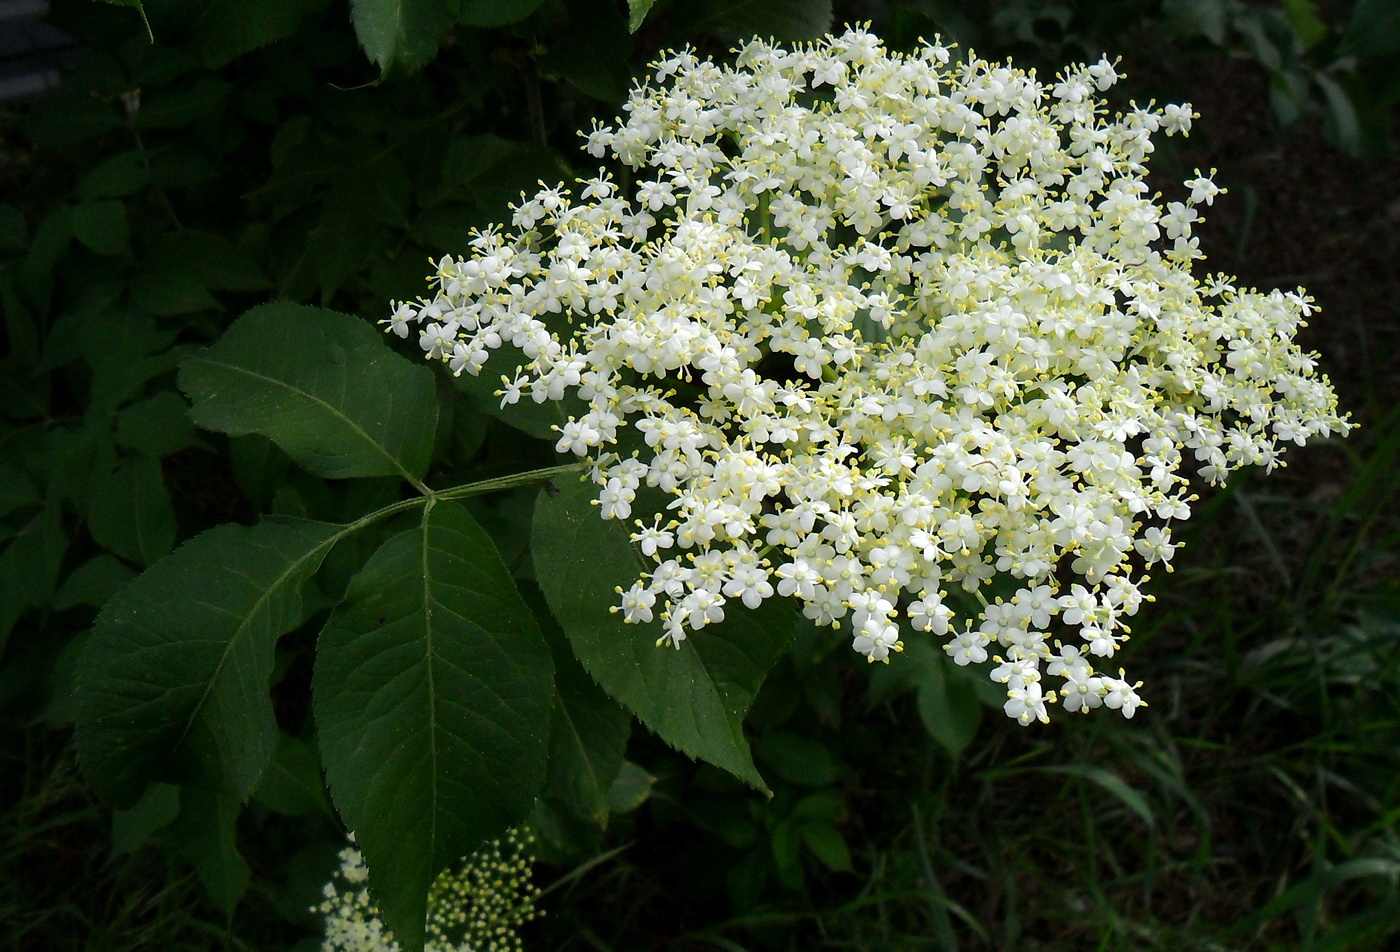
[{"left": 3, "top": 1, "right": 1399, "bottom": 950}]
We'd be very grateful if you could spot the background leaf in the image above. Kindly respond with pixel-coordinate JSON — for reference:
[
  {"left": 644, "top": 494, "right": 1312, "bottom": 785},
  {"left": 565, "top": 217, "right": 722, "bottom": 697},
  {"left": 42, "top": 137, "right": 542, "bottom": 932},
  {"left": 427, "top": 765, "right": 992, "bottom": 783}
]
[
  {"left": 674, "top": 0, "right": 834, "bottom": 40},
  {"left": 87, "top": 454, "right": 177, "bottom": 568},
  {"left": 532, "top": 474, "right": 791, "bottom": 791},
  {"left": 164, "top": 781, "right": 251, "bottom": 914},
  {"left": 110, "top": 783, "right": 180, "bottom": 856},
  {"left": 457, "top": 0, "right": 547, "bottom": 28},
  {"left": 140, "top": 229, "right": 270, "bottom": 293},
  {"left": 542, "top": 621, "right": 630, "bottom": 825},
  {"left": 53, "top": 555, "right": 137, "bottom": 612},
  {"left": 115, "top": 392, "right": 207, "bottom": 458},
  {"left": 914, "top": 642, "right": 982, "bottom": 762},
  {"left": 315, "top": 500, "right": 553, "bottom": 950},
  {"left": 627, "top": 0, "right": 657, "bottom": 32},
  {"left": 1345, "top": 0, "right": 1400, "bottom": 57},
  {"left": 76, "top": 518, "right": 341, "bottom": 807},
  {"left": 180, "top": 303, "right": 438, "bottom": 482},
  {"left": 542, "top": 0, "right": 632, "bottom": 103},
  {"left": 190, "top": 0, "right": 330, "bottom": 68},
  {"left": 605, "top": 761, "right": 655, "bottom": 814},
  {"left": 72, "top": 201, "right": 132, "bottom": 257},
  {"left": 351, "top": 0, "right": 456, "bottom": 76},
  {"left": 0, "top": 504, "right": 66, "bottom": 654},
  {"left": 251, "top": 732, "right": 332, "bottom": 816}
]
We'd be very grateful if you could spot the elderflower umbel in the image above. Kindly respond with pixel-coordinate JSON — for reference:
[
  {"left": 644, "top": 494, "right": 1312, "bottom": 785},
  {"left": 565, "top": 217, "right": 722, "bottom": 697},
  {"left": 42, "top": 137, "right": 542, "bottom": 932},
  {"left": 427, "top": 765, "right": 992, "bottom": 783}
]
[
  {"left": 317, "top": 829, "right": 540, "bottom": 952},
  {"left": 390, "top": 29, "right": 1349, "bottom": 724}
]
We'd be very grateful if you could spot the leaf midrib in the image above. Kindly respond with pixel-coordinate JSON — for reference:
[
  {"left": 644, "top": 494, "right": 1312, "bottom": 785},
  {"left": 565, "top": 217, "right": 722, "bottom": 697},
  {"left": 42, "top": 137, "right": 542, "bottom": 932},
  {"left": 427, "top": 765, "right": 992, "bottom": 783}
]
[
  {"left": 419, "top": 509, "right": 439, "bottom": 869},
  {"left": 188, "top": 355, "right": 412, "bottom": 483},
  {"left": 169, "top": 527, "right": 339, "bottom": 792}
]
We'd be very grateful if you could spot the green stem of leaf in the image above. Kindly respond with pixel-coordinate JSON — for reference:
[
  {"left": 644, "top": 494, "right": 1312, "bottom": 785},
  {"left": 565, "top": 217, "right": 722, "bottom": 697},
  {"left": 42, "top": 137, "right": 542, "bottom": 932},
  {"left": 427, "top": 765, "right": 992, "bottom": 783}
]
[
  {"left": 434, "top": 461, "right": 585, "bottom": 502},
  {"left": 361, "top": 461, "right": 585, "bottom": 535}
]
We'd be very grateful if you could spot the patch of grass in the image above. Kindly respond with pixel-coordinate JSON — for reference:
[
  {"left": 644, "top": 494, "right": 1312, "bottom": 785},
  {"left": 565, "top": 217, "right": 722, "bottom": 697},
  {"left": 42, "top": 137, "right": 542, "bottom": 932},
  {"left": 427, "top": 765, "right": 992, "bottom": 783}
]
[{"left": 0, "top": 732, "right": 236, "bottom": 952}]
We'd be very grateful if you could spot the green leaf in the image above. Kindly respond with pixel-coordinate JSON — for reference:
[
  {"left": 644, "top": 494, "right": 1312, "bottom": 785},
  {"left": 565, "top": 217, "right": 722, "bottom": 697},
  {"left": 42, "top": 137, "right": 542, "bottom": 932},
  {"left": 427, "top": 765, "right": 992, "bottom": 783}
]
[
  {"left": 457, "top": 0, "right": 546, "bottom": 27},
  {"left": 677, "top": 0, "right": 833, "bottom": 40},
  {"left": 1037, "top": 765, "right": 1156, "bottom": 829},
  {"left": 111, "top": 783, "right": 180, "bottom": 856},
  {"left": 800, "top": 820, "right": 852, "bottom": 872},
  {"left": 532, "top": 474, "right": 791, "bottom": 791},
  {"left": 38, "top": 631, "right": 88, "bottom": 728},
  {"left": 230, "top": 434, "right": 295, "bottom": 511},
  {"left": 1162, "top": 0, "right": 1229, "bottom": 44},
  {"left": 427, "top": 135, "right": 562, "bottom": 224},
  {"left": 251, "top": 732, "right": 331, "bottom": 816},
  {"left": 0, "top": 266, "right": 39, "bottom": 366},
  {"left": 72, "top": 201, "right": 132, "bottom": 257},
  {"left": 914, "top": 645, "right": 981, "bottom": 762},
  {"left": 1345, "top": 0, "right": 1400, "bottom": 57},
  {"left": 542, "top": 0, "right": 632, "bottom": 103},
  {"left": 132, "top": 77, "right": 231, "bottom": 130},
  {"left": 1316, "top": 72, "right": 1363, "bottom": 155},
  {"left": 315, "top": 500, "right": 553, "bottom": 951},
  {"left": 179, "top": 303, "right": 438, "bottom": 483},
  {"left": 76, "top": 518, "right": 341, "bottom": 807},
  {"left": 130, "top": 269, "right": 220, "bottom": 316},
  {"left": 0, "top": 464, "right": 39, "bottom": 520},
  {"left": 165, "top": 781, "right": 250, "bottom": 914},
  {"left": 141, "top": 229, "right": 271, "bottom": 292},
  {"left": 627, "top": 0, "right": 657, "bottom": 32},
  {"left": 0, "top": 505, "right": 66, "bottom": 653},
  {"left": 544, "top": 625, "right": 630, "bottom": 824},
  {"left": 83, "top": 311, "right": 180, "bottom": 414},
  {"left": 116, "top": 392, "right": 207, "bottom": 458},
  {"left": 147, "top": 144, "right": 218, "bottom": 189},
  {"left": 1282, "top": 0, "right": 1327, "bottom": 49},
  {"left": 53, "top": 555, "right": 138, "bottom": 611},
  {"left": 88, "top": 455, "right": 177, "bottom": 568},
  {"left": 351, "top": 0, "right": 456, "bottom": 76},
  {"left": 755, "top": 730, "right": 836, "bottom": 787},
  {"left": 605, "top": 761, "right": 654, "bottom": 813},
  {"left": 18, "top": 206, "right": 70, "bottom": 313},
  {"left": 78, "top": 152, "right": 153, "bottom": 201},
  {"left": 191, "top": 0, "right": 331, "bottom": 68},
  {"left": 0, "top": 203, "right": 29, "bottom": 251},
  {"left": 306, "top": 165, "right": 410, "bottom": 301},
  {"left": 24, "top": 94, "right": 123, "bottom": 148},
  {"left": 90, "top": 0, "right": 148, "bottom": 20}
]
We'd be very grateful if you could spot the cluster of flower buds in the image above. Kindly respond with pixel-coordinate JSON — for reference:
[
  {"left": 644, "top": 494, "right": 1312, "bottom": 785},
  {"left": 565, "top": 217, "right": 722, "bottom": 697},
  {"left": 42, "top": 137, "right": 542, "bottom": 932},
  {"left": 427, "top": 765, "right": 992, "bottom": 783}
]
[{"left": 317, "top": 829, "right": 539, "bottom": 952}]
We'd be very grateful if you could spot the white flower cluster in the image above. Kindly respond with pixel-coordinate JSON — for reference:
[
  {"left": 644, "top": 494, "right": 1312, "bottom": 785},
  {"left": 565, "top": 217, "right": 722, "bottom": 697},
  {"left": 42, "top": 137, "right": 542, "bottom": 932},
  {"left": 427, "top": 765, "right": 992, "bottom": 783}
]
[
  {"left": 317, "top": 830, "right": 540, "bottom": 952},
  {"left": 390, "top": 29, "right": 1349, "bottom": 724}
]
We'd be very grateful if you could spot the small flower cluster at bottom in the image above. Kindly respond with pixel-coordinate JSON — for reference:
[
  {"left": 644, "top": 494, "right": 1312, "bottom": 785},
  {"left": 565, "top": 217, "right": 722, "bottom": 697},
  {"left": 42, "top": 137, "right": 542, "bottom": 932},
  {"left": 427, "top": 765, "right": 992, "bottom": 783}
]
[{"left": 316, "top": 828, "right": 540, "bottom": 952}]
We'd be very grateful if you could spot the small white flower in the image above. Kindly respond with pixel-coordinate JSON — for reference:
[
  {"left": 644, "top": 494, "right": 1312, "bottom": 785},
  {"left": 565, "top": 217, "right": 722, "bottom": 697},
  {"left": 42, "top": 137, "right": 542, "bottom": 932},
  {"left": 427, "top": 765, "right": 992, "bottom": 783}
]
[
  {"left": 1060, "top": 669, "right": 1105, "bottom": 713},
  {"left": 1102, "top": 674, "right": 1145, "bottom": 718},
  {"left": 1004, "top": 681, "right": 1050, "bottom": 726}
]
